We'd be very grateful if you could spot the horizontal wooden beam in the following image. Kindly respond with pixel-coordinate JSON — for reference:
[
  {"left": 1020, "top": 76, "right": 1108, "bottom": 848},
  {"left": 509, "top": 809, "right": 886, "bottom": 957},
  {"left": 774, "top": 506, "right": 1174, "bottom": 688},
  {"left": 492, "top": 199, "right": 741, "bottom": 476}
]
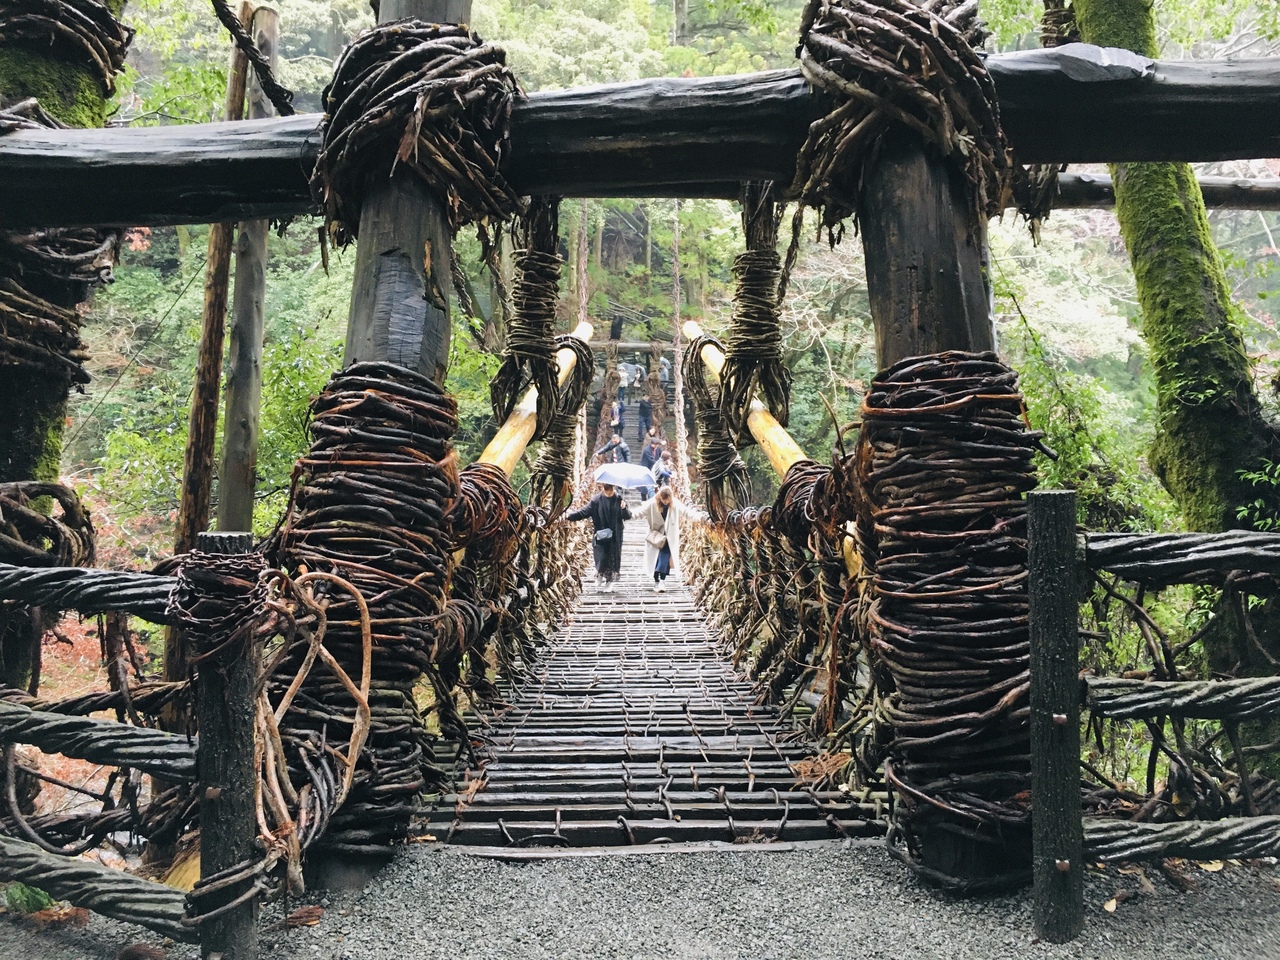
[
  {"left": 2, "top": 45, "right": 1279, "bottom": 228},
  {"left": 586, "top": 340, "right": 675, "bottom": 353},
  {"left": 1057, "top": 173, "right": 1280, "bottom": 211}
]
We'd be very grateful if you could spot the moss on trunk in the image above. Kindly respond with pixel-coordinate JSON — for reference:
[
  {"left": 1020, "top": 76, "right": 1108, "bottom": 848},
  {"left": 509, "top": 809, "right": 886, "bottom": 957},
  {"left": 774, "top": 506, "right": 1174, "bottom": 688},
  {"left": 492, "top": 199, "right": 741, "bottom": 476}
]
[
  {"left": 1074, "top": 0, "right": 1280, "bottom": 772},
  {"left": 0, "top": 2, "right": 127, "bottom": 689}
]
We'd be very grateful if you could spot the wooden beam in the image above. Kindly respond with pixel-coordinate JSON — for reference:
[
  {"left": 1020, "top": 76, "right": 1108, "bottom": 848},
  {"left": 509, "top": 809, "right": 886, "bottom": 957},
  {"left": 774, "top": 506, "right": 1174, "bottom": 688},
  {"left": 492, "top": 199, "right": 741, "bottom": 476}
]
[
  {"left": 218, "top": 5, "right": 279, "bottom": 534},
  {"left": 343, "top": 0, "right": 468, "bottom": 385},
  {"left": 192, "top": 532, "right": 259, "bottom": 960},
  {"left": 586, "top": 340, "right": 675, "bottom": 353},
  {"left": 479, "top": 321, "right": 594, "bottom": 476},
  {"left": 857, "top": 129, "right": 994, "bottom": 368},
  {"left": 4, "top": 47, "right": 1280, "bottom": 228},
  {"left": 1056, "top": 172, "right": 1280, "bottom": 211},
  {"left": 682, "top": 321, "right": 806, "bottom": 478}
]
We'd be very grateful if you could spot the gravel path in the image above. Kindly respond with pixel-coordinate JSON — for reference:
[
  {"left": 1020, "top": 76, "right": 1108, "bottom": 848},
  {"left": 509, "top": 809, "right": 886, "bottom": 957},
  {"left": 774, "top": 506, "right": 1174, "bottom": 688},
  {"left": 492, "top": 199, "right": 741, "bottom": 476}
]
[{"left": 7, "top": 840, "right": 1279, "bottom": 960}]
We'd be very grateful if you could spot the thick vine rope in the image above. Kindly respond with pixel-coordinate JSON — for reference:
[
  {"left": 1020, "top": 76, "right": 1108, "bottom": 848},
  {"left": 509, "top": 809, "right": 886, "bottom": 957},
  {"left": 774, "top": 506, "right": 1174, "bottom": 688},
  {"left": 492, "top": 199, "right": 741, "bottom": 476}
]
[
  {"left": 271, "top": 361, "right": 461, "bottom": 851},
  {"left": 720, "top": 182, "right": 791, "bottom": 443},
  {"left": 208, "top": 0, "right": 296, "bottom": 116},
  {"left": 530, "top": 336, "right": 594, "bottom": 517},
  {"left": 0, "top": 0, "right": 134, "bottom": 95},
  {"left": 311, "top": 22, "right": 523, "bottom": 246},
  {"left": 786, "top": 0, "right": 1008, "bottom": 275},
  {"left": 856, "top": 351, "right": 1044, "bottom": 893},
  {"left": 490, "top": 197, "right": 563, "bottom": 439},
  {"left": 684, "top": 335, "right": 751, "bottom": 520}
]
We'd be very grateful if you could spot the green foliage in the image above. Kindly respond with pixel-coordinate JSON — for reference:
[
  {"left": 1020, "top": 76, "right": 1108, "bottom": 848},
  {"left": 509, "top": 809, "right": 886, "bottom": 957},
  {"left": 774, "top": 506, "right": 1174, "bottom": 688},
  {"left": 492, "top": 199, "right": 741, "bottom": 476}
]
[
  {"left": 1235, "top": 459, "right": 1280, "bottom": 531},
  {"left": 251, "top": 324, "right": 345, "bottom": 536},
  {"left": 3, "top": 882, "right": 54, "bottom": 915}
]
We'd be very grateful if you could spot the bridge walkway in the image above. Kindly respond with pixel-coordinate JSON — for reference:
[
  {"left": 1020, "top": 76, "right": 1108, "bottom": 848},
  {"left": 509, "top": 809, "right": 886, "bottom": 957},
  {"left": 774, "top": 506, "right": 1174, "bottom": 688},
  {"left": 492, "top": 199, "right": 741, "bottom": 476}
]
[{"left": 433, "top": 518, "right": 880, "bottom": 848}]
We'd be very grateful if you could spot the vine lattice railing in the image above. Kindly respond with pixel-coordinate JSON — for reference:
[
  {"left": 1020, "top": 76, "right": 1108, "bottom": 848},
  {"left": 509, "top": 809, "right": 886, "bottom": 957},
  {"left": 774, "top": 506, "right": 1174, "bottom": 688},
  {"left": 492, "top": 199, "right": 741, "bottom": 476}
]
[{"left": 1028, "top": 489, "right": 1280, "bottom": 943}]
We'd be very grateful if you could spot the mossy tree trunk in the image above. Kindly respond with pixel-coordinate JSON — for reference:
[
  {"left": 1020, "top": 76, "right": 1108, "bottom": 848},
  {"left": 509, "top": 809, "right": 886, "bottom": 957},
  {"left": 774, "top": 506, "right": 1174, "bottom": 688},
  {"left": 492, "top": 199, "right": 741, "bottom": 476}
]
[
  {"left": 0, "top": 0, "right": 128, "bottom": 689},
  {"left": 1073, "top": 0, "right": 1280, "bottom": 764}
]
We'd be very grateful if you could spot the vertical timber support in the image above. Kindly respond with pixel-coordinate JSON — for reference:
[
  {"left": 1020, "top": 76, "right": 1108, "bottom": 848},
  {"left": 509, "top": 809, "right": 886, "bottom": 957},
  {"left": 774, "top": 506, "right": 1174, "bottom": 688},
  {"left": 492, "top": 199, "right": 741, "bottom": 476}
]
[
  {"left": 857, "top": 130, "right": 998, "bottom": 884},
  {"left": 343, "top": 0, "right": 471, "bottom": 384},
  {"left": 167, "top": 2, "right": 253, "bottom": 696},
  {"left": 1028, "top": 490, "right": 1084, "bottom": 943},
  {"left": 857, "top": 129, "right": 995, "bottom": 367},
  {"left": 194, "top": 530, "right": 258, "bottom": 960},
  {"left": 218, "top": 6, "right": 280, "bottom": 533}
]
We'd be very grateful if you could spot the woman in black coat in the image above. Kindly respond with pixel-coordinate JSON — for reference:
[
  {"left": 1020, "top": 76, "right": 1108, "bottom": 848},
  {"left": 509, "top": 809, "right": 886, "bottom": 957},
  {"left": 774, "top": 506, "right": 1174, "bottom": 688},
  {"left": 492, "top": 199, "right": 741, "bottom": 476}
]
[{"left": 564, "top": 483, "right": 631, "bottom": 592}]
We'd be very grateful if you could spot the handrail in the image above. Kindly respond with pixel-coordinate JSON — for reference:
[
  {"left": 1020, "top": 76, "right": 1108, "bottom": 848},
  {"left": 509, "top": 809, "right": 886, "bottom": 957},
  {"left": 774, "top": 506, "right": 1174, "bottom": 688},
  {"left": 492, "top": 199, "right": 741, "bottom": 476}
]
[
  {"left": 681, "top": 320, "right": 807, "bottom": 478},
  {"left": 478, "top": 320, "right": 594, "bottom": 477}
]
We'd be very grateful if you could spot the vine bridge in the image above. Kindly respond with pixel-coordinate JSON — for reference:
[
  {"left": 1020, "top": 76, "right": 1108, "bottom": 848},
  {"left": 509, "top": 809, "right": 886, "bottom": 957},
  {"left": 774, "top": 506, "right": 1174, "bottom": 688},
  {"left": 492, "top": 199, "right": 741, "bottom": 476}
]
[{"left": 3, "top": 0, "right": 1280, "bottom": 956}]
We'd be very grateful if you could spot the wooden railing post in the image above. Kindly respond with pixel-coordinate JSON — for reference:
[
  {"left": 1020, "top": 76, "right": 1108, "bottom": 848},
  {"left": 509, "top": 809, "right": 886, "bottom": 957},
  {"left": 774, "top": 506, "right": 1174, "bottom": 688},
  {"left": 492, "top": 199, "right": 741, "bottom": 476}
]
[
  {"left": 1028, "top": 490, "right": 1084, "bottom": 943},
  {"left": 194, "top": 530, "right": 257, "bottom": 960}
]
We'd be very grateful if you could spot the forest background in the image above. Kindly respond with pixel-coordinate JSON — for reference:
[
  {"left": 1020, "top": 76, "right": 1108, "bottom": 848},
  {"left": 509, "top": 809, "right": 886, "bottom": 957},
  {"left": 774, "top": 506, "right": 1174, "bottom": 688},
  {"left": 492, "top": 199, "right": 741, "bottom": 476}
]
[{"left": 66, "top": 0, "right": 1280, "bottom": 569}]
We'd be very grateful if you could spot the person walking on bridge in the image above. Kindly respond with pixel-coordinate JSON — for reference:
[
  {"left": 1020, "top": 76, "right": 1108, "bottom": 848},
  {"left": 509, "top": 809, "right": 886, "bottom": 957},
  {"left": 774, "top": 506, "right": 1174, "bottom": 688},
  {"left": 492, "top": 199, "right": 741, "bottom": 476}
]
[
  {"left": 596, "top": 433, "right": 631, "bottom": 463},
  {"left": 564, "top": 482, "right": 631, "bottom": 592},
  {"left": 637, "top": 486, "right": 705, "bottom": 592}
]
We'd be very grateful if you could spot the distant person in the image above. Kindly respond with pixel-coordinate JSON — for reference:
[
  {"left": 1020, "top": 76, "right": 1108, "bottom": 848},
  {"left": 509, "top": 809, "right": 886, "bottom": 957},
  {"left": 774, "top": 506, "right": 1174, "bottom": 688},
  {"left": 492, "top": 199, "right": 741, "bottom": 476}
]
[
  {"left": 659, "top": 356, "right": 671, "bottom": 385},
  {"left": 637, "top": 486, "right": 705, "bottom": 592},
  {"left": 638, "top": 434, "right": 663, "bottom": 501},
  {"left": 609, "top": 398, "right": 624, "bottom": 434},
  {"left": 653, "top": 449, "right": 673, "bottom": 487},
  {"left": 564, "top": 482, "right": 631, "bottom": 593},
  {"left": 637, "top": 393, "right": 653, "bottom": 442},
  {"left": 616, "top": 363, "right": 632, "bottom": 404},
  {"left": 596, "top": 433, "right": 631, "bottom": 463}
]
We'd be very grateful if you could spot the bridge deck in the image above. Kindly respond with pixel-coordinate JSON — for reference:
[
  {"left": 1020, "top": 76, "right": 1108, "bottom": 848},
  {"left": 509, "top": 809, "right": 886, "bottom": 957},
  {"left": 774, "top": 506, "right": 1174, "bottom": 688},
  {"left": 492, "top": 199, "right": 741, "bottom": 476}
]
[{"left": 434, "top": 518, "right": 881, "bottom": 848}]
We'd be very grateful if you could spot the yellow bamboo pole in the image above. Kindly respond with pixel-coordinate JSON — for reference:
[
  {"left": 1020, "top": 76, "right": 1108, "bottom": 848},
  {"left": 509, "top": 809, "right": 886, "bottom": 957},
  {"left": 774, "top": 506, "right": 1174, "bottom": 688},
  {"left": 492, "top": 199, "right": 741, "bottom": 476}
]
[
  {"left": 479, "top": 320, "right": 594, "bottom": 476},
  {"left": 683, "top": 321, "right": 860, "bottom": 578},
  {"left": 682, "top": 320, "right": 806, "bottom": 478}
]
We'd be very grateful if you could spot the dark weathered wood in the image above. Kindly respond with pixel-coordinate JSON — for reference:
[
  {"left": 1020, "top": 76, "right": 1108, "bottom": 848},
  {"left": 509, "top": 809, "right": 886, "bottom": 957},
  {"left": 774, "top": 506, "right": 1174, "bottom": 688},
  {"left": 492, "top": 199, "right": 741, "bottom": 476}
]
[
  {"left": 165, "top": 4, "right": 252, "bottom": 698},
  {"left": 857, "top": 129, "right": 994, "bottom": 368},
  {"left": 343, "top": 0, "right": 466, "bottom": 385},
  {"left": 3, "top": 48, "right": 1280, "bottom": 228},
  {"left": 587, "top": 340, "right": 675, "bottom": 352},
  {"left": 1085, "top": 529, "right": 1280, "bottom": 585},
  {"left": 0, "top": 699, "right": 197, "bottom": 779},
  {"left": 218, "top": 6, "right": 278, "bottom": 534},
  {"left": 1028, "top": 490, "right": 1084, "bottom": 945},
  {"left": 193, "top": 530, "right": 257, "bottom": 960},
  {"left": 1057, "top": 173, "right": 1280, "bottom": 211},
  {"left": 1084, "top": 815, "right": 1280, "bottom": 863},
  {"left": 1086, "top": 676, "right": 1280, "bottom": 722},
  {"left": 0, "top": 835, "right": 196, "bottom": 942}
]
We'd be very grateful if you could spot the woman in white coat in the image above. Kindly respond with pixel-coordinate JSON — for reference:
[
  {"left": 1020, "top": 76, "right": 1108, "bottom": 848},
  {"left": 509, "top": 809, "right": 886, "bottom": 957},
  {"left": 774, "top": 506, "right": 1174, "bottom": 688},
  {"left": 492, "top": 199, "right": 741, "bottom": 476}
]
[{"left": 636, "top": 486, "right": 705, "bottom": 591}]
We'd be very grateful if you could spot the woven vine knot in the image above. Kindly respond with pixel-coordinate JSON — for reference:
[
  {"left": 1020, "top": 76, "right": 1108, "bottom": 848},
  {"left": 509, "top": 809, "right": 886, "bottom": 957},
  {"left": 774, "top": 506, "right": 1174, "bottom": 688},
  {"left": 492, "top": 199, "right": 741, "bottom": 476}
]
[
  {"left": 311, "top": 21, "right": 525, "bottom": 246},
  {"left": 790, "top": 0, "right": 1010, "bottom": 239}
]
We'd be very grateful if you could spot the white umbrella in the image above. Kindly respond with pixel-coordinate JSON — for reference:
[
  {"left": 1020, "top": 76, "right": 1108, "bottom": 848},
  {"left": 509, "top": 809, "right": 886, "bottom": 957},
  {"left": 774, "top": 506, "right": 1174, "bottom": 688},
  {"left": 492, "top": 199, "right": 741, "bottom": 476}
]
[{"left": 593, "top": 463, "right": 655, "bottom": 489}]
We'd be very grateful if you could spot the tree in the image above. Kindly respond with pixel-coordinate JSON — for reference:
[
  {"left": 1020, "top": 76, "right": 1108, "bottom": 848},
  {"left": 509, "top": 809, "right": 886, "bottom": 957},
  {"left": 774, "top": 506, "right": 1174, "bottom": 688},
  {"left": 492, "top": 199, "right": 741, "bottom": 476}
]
[
  {"left": 0, "top": 0, "right": 130, "bottom": 688},
  {"left": 1072, "top": 0, "right": 1280, "bottom": 767}
]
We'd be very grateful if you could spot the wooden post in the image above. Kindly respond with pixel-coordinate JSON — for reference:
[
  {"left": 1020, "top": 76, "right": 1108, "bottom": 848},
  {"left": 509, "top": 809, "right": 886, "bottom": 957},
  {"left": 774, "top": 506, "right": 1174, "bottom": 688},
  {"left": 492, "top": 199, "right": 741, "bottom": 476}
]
[
  {"left": 165, "top": 1, "right": 253, "bottom": 692},
  {"left": 218, "top": 6, "right": 280, "bottom": 533},
  {"left": 857, "top": 129, "right": 995, "bottom": 368},
  {"left": 1028, "top": 490, "right": 1084, "bottom": 943},
  {"left": 343, "top": 0, "right": 471, "bottom": 384},
  {"left": 479, "top": 320, "right": 594, "bottom": 476},
  {"left": 193, "top": 529, "right": 258, "bottom": 960}
]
